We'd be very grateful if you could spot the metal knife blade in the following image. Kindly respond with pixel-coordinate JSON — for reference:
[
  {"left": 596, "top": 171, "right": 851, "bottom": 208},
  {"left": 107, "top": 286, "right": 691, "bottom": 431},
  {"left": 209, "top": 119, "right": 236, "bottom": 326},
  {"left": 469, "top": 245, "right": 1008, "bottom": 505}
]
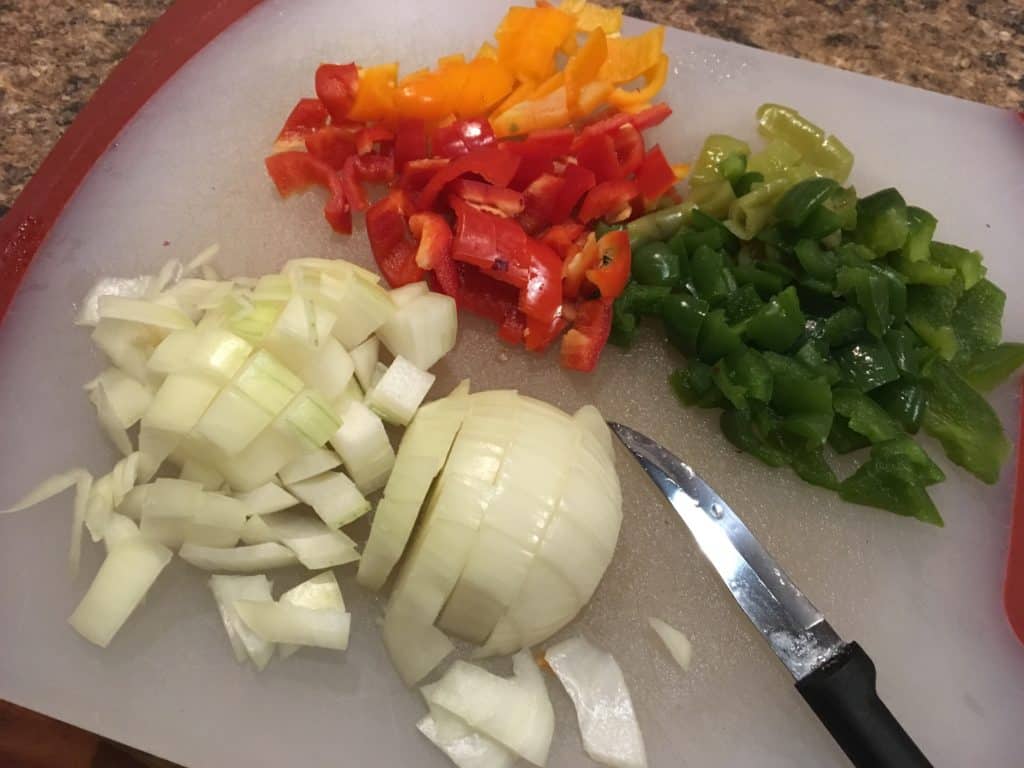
[{"left": 609, "top": 421, "right": 844, "bottom": 681}]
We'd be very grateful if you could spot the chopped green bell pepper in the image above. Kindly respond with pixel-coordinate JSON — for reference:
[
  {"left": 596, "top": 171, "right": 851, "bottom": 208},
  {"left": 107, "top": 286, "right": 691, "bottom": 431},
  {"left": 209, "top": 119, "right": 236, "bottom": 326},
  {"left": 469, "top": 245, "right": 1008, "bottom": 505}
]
[
  {"left": 901, "top": 206, "right": 937, "bottom": 263},
  {"left": 958, "top": 342, "right": 1024, "bottom": 392},
  {"left": 872, "top": 380, "right": 927, "bottom": 433},
  {"left": 929, "top": 242, "right": 985, "bottom": 290},
  {"left": 721, "top": 408, "right": 789, "bottom": 467},
  {"left": 832, "top": 387, "right": 902, "bottom": 443},
  {"left": 906, "top": 273, "right": 963, "bottom": 360},
  {"left": 836, "top": 340, "right": 899, "bottom": 392},
  {"left": 854, "top": 188, "right": 908, "bottom": 256},
  {"left": 698, "top": 309, "right": 743, "bottom": 364},
  {"left": 744, "top": 286, "right": 805, "bottom": 352},
  {"left": 690, "top": 246, "right": 737, "bottom": 305},
  {"left": 839, "top": 437, "right": 944, "bottom": 525},
  {"left": 662, "top": 292, "right": 709, "bottom": 356},
  {"left": 632, "top": 242, "right": 682, "bottom": 287},
  {"left": 951, "top": 278, "right": 1004, "bottom": 365},
  {"left": 724, "top": 284, "right": 765, "bottom": 324},
  {"left": 670, "top": 363, "right": 723, "bottom": 408},
  {"left": 822, "top": 306, "right": 865, "bottom": 347},
  {"left": 775, "top": 177, "right": 839, "bottom": 228}
]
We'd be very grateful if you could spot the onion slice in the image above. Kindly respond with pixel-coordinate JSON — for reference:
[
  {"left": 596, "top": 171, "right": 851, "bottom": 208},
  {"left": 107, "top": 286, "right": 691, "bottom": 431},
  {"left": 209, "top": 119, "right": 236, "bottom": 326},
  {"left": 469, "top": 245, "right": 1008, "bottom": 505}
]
[
  {"left": 180, "top": 542, "right": 297, "bottom": 572},
  {"left": 278, "top": 571, "right": 345, "bottom": 659},
  {"left": 417, "top": 686, "right": 516, "bottom": 768},
  {"left": 234, "top": 483, "right": 298, "bottom": 516},
  {"left": 209, "top": 574, "right": 275, "bottom": 668},
  {"left": 234, "top": 601, "right": 350, "bottom": 651},
  {"left": 648, "top": 617, "right": 693, "bottom": 672},
  {"left": 284, "top": 470, "right": 370, "bottom": 528},
  {"left": 544, "top": 636, "right": 648, "bottom": 768}
]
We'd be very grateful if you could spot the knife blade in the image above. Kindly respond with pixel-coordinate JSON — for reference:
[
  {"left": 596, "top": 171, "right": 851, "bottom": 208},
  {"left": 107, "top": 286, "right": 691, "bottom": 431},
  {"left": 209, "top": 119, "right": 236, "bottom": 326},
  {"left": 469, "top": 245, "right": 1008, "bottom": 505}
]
[{"left": 609, "top": 422, "right": 932, "bottom": 768}]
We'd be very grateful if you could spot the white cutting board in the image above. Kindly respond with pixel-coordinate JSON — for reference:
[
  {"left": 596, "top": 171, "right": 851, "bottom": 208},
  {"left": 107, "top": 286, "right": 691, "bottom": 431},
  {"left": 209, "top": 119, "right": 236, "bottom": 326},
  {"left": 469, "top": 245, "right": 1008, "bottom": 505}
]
[{"left": 1, "top": 1, "right": 1023, "bottom": 766}]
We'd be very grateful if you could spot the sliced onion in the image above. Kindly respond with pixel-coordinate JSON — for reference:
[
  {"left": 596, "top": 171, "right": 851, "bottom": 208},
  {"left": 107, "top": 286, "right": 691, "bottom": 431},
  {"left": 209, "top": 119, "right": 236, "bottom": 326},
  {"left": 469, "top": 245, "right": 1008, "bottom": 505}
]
[
  {"left": 296, "top": 337, "right": 354, "bottom": 401},
  {"left": 285, "top": 470, "right": 370, "bottom": 528},
  {"left": 91, "top": 318, "right": 160, "bottom": 385},
  {"left": 330, "top": 401, "right": 395, "bottom": 494},
  {"left": 143, "top": 373, "right": 222, "bottom": 435},
  {"left": 97, "top": 295, "right": 193, "bottom": 330},
  {"left": 179, "top": 542, "right": 297, "bottom": 571},
  {"left": 68, "top": 538, "right": 172, "bottom": 648},
  {"left": 278, "top": 571, "right": 345, "bottom": 659},
  {"left": 350, "top": 336, "right": 380, "bottom": 392},
  {"left": 1, "top": 468, "right": 92, "bottom": 516},
  {"left": 544, "top": 636, "right": 648, "bottom": 768},
  {"left": 183, "top": 494, "right": 247, "bottom": 548},
  {"left": 318, "top": 270, "right": 395, "bottom": 350},
  {"left": 85, "top": 452, "right": 140, "bottom": 542},
  {"left": 234, "top": 601, "right": 350, "bottom": 651},
  {"left": 648, "top": 617, "right": 693, "bottom": 672},
  {"left": 193, "top": 386, "right": 274, "bottom": 456},
  {"left": 376, "top": 292, "right": 457, "bottom": 371},
  {"left": 282, "top": 529, "right": 360, "bottom": 569},
  {"left": 234, "top": 482, "right": 298, "bottom": 516},
  {"left": 85, "top": 368, "right": 152, "bottom": 429},
  {"left": 103, "top": 513, "right": 141, "bottom": 552},
  {"left": 209, "top": 574, "right": 275, "bottom": 668},
  {"left": 389, "top": 281, "right": 430, "bottom": 308},
  {"left": 277, "top": 447, "right": 342, "bottom": 485},
  {"left": 76, "top": 276, "right": 152, "bottom": 326},
  {"left": 332, "top": 377, "right": 363, "bottom": 415},
  {"left": 364, "top": 355, "right": 436, "bottom": 426},
  {"left": 178, "top": 459, "right": 225, "bottom": 491},
  {"left": 141, "top": 478, "right": 204, "bottom": 519},
  {"left": 417, "top": 685, "right": 516, "bottom": 768}
]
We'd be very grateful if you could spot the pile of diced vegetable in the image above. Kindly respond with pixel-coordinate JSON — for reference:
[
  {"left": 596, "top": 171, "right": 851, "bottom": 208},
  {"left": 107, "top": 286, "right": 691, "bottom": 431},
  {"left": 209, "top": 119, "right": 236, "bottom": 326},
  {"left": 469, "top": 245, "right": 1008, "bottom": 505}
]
[{"left": 611, "top": 104, "right": 1024, "bottom": 524}]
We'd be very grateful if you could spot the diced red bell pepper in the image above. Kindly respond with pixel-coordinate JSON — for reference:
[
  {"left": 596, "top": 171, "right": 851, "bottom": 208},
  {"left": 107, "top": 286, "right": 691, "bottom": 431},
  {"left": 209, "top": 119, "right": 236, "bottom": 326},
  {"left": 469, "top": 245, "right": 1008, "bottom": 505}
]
[
  {"left": 355, "top": 125, "right": 395, "bottom": 155},
  {"left": 562, "top": 232, "right": 599, "bottom": 300},
  {"left": 549, "top": 164, "right": 596, "bottom": 223},
  {"left": 450, "top": 179, "right": 525, "bottom": 217},
  {"left": 524, "top": 312, "right": 567, "bottom": 352},
  {"left": 560, "top": 296, "right": 614, "bottom": 372},
  {"left": 577, "top": 101, "right": 672, "bottom": 141},
  {"left": 341, "top": 155, "right": 370, "bottom": 212},
  {"left": 355, "top": 153, "right": 395, "bottom": 183},
  {"left": 276, "top": 98, "right": 329, "bottom": 145},
  {"left": 304, "top": 126, "right": 357, "bottom": 169},
  {"left": 499, "top": 306, "right": 527, "bottom": 345},
  {"left": 503, "top": 127, "right": 574, "bottom": 160},
  {"left": 585, "top": 229, "right": 631, "bottom": 298},
  {"left": 635, "top": 144, "right": 676, "bottom": 203},
  {"left": 574, "top": 132, "right": 621, "bottom": 183},
  {"left": 365, "top": 190, "right": 423, "bottom": 286},
  {"left": 453, "top": 262, "right": 520, "bottom": 324},
  {"left": 578, "top": 179, "right": 640, "bottom": 223},
  {"left": 628, "top": 102, "right": 672, "bottom": 132},
  {"left": 394, "top": 120, "right": 429, "bottom": 171},
  {"left": 433, "top": 119, "right": 497, "bottom": 158},
  {"left": 519, "top": 238, "right": 563, "bottom": 322},
  {"left": 399, "top": 158, "right": 450, "bottom": 196},
  {"left": 540, "top": 221, "right": 586, "bottom": 261},
  {"left": 264, "top": 151, "right": 350, "bottom": 234},
  {"left": 612, "top": 123, "right": 645, "bottom": 177},
  {"left": 409, "top": 212, "right": 459, "bottom": 297},
  {"left": 519, "top": 173, "right": 566, "bottom": 234},
  {"left": 509, "top": 155, "right": 555, "bottom": 192},
  {"left": 315, "top": 63, "right": 359, "bottom": 123},
  {"left": 418, "top": 147, "right": 521, "bottom": 211},
  {"left": 450, "top": 198, "right": 531, "bottom": 287}
]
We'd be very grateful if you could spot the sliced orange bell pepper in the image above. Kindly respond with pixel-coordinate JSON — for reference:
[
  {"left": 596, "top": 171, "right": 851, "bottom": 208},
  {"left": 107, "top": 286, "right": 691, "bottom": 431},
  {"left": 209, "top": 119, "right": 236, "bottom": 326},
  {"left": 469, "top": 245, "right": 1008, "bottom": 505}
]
[
  {"left": 607, "top": 53, "right": 669, "bottom": 108},
  {"left": 565, "top": 27, "right": 607, "bottom": 117},
  {"left": 577, "top": 79, "right": 613, "bottom": 115},
  {"left": 347, "top": 62, "right": 398, "bottom": 122},
  {"left": 438, "top": 53, "right": 466, "bottom": 68},
  {"left": 599, "top": 26, "right": 665, "bottom": 84},
  {"left": 533, "top": 70, "right": 566, "bottom": 100},
  {"left": 449, "top": 59, "right": 517, "bottom": 118},
  {"left": 475, "top": 41, "right": 498, "bottom": 61},
  {"left": 496, "top": 6, "right": 576, "bottom": 82},
  {"left": 396, "top": 68, "right": 452, "bottom": 121},
  {"left": 491, "top": 86, "right": 571, "bottom": 138},
  {"left": 559, "top": 0, "right": 623, "bottom": 34}
]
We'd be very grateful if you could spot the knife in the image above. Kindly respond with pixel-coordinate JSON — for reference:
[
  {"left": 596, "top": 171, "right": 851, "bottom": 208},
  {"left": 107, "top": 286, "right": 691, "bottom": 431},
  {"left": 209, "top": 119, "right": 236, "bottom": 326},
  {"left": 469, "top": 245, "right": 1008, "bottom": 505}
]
[{"left": 609, "top": 422, "right": 932, "bottom": 768}]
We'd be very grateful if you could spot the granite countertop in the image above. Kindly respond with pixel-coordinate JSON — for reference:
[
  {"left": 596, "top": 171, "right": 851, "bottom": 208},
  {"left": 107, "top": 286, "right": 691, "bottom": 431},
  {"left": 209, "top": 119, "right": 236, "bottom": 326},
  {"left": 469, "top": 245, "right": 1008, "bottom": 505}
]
[{"left": 1, "top": 0, "right": 1022, "bottom": 214}]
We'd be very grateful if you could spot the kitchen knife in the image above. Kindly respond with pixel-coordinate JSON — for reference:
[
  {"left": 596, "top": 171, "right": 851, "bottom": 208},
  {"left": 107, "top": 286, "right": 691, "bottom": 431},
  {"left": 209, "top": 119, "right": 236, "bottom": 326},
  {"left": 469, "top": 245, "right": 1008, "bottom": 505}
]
[{"left": 609, "top": 422, "right": 932, "bottom": 768}]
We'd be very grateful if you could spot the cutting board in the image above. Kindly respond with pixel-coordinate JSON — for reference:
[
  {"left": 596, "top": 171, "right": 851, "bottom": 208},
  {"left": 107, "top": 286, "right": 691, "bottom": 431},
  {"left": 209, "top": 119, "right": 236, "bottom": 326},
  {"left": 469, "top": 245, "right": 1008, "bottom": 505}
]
[{"left": 2, "top": 1, "right": 1023, "bottom": 766}]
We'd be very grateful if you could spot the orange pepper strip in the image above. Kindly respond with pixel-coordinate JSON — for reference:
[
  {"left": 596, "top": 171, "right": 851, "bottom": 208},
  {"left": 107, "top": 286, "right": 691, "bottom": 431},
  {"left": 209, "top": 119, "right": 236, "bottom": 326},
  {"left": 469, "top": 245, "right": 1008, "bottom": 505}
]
[
  {"left": 559, "top": 0, "right": 623, "bottom": 34},
  {"left": 475, "top": 41, "right": 498, "bottom": 60},
  {"left": 438, "top": 53, "right": 466, "bottom": 68},
  {"left": 565, "top": 27, "right": 608, "bottom": 117},
  {"left": 599, "top": 26, "right": 665, "bottom": 83},
  {"left": 491, "top": 86, "right": 570, "bottom": 138},
  {"left": 577, "top": 79, "right": 613, "bottom": 115},
  {"left": 347, "top": 62, "right": 398, "bottom": 122},
  {"left": 496, "top": 6, "right": 576, "bottom": 82},
  {"left": 395, "top": 69, "right": 453, "bottom": 122},
  {"left": 607, "top": 53, "right": 669, "bottom": 108},
  {"left": 493, "top": 79, "right": 536, "bottom": 115},
  {"left": 452, "top": 58, "right": 517, "bottom": 118},
  {"left": 533, "top": 70, "right": 566, "bottom": 100}
]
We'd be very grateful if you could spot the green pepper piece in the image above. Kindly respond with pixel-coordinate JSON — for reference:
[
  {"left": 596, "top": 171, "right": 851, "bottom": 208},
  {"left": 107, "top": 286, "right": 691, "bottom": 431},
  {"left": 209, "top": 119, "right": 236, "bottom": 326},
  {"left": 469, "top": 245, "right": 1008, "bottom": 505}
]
[
  {"left": 790, "top": 446, "right": 839, "bottom": 490},
  {"left": 626, "top": 202, "right": 695, "bottom": 250},
  {"left": 901, "top": 206, "right": 937, "bottom": 263},
  {"left": 832, "top": 387, "right": 902, "bottom": 443},
  {"left": 793, "top": 339, "right": 841, "bottom": 384},
  {"left": 690, "top": 246, "right": 737, "bottom": 305},
  {"left": 921, "top": 359, "right": 1010, "bottom": 484},
  {"left": 958, "top": 343, "right": 1024, "bottom": 392},
  {"left": 829, "top": 417, "right": 871, "bottom": 453},
  {"left": 609, "top": 283, "right": 672, "bottom": 348},
  {"left": 951, "top": 278, "right": 1005, "bottom": 364},
  {"left": 689, "top": 134, "right": 752, "bottom": 187},
  {"left": 698, "top": 309, "right": 743, "bottom": 364},
  {"left": 691, "top": 209, "right": 741, "bottom": 255},
  {"left": 662, "top": 292, "right": 709, "bottom": 356},
  {"left": 906, "top": 273, "right": 964, "bottom": 360},
  {"left": 872, "top": 380, "right": 927, "bottom": 433},
  {"left": 718, "top": 152, "right": 747, "bottom": 183},
  {"left": 628, "top": 284, "right": 673, "bottom": 316},
  {"left": 733, "top": 171, "right": 764, "bottom": 198},
  {"left": 679, "top": 227, "right": 728, "bottom": 258},
  {"left": 744, "top": 286, "right": 805, "bottom": 352},
  {"left": 765, "top": 353, "right": 833, "bottom": 445},
  {"left": 839, "top": 438, "right": 943, "bottom": 525},
  {"left": 609, "top": 308, "right": 636, "bottom": 348},
  {"left": 755, "top": 104, "right": 854, "bottom": 181},
  {"left": 670, "top": 363, "right": 724, "bottom": 408},
  {"left": 929, "top": 242, "right": 985, "bottom": 290},
  {"left": 824, "top": 185, "right": 858, "bottom": 231},
  {"left": 822, "top": 306, "right": 865, "bottom": 347},
  {"left": 836, "top": 340, "right": 899, "bottom": 392},
  {"left": 732, "top": 264, "right": 790, "bottom": 297},
  {"left": 632, "top": 242, "right": 682, "bottom": 287},
  {"left": 775, "top": 177, "right": 839, "bottom": 228},
  {"left": 724, "top": 284, "right": 764, "bottom": 324},
  {"left": 889, "top": 253, "right": 956, "bottom": 285},
  {"left": 720, "top": 409, "right": 790, "bottom": 467},
  {"left": 796, "top": 205, "right": 843, "bottom": 241},
  {"left": 883, "top": 328, "right": 920, "bottom": 377},
  {"left": 854, "top": 188, "right": 909, "bottom": 256},
  {"left": 836, "top": 266, "right": 892, "bottom": 338},
  {"left": 594, "top": 222, "right": 625, "bottom": 239},
  {"left": 713, "top": 346, "right": 773, "bottom": 409},
  {"left": 794, "top": 239, "right": 840, "bottom": 282}
]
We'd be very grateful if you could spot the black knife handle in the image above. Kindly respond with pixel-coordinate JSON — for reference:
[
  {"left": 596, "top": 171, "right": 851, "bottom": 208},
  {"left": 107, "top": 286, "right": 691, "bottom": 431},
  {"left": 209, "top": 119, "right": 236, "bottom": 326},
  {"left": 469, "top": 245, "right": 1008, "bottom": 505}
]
[{"left": 795, "top": 643, "right": 932, "bottom": 768}]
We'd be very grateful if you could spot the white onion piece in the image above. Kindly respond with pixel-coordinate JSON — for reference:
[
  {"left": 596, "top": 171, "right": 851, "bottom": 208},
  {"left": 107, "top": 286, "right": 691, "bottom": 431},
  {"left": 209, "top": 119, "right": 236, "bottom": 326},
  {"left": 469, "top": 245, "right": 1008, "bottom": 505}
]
[
  {"left": 86, "top": 368, "right": 152, "bottom": 428},
  {"left": 279, "top": 571, "right": 345, "bottom": 659},
  {"left": 143, "top": 373, "right": 221, "bottom": 435},
  {"left": 574, "top": 404, "right": 615, "bottom": 464},
  {"left": 76, "top": 276, "right": 152, "bottom": 326},
  {"left": 97, "top": 295, "right": 193, "bottom": 330},
  {"left": 417, "top": 686, "right": 516, "bottom": 768},
  {"left": 116, "top": 484, "right": 149, "bottom": 520},
  {"left": 213, "top": 423, "right": 306, "bottom": 492},
  {"left": 183, "top": 243, "right": 220, "bottom": 276},
  {"left": 545, "top": 636, "right": 647, "bottom": 768},
  {"left": 194, "top": 386, "right": 274, "bottom": 456},
  {"left": 263, "top": 295, "right": 337, "bottom": 371},
  {"left": 234, "top": 601, "right": 350, "bottom": 651},
  {"left": 102, "top": 513, "right": 141, "bottom": 552},
  {"left": 424, "top": 651, "right": 553, "bottom": 767},
  {"left": 88, "top": 382, "right": 134, "bottom": 456},
  {"left": 364, "top": 355, "right": 436, "bottom": 426},
  {"left": 183, "top": 494, "right": 247, "bottom": 548},
  {"left": 376, "top": 292, "right": 457, "bottom": 371},
  {"left": 388, "top": 281, "right": 430, "bottom": 308},
  {"left": 209, "top": 574, "right": 275, "bottom": 668},
  {"left": 277, "top": 447, "right": 342, "bottom": 485},
  {"left": 84, "top": 453, "right": 140, "bottom": 542},
  {"left": 91, "top": 319, "right": 159, "bottom": 385},
  {"left": 148, "top": 330, "right": 198, "bottom": 374},
  {"left": 179, "top": 542, "right": 297, "bottom": 572},
  {"left": 382, "top": 600, "right": 456, "bottom": 686},
  {"left": 142, "top": 478, "right": 204, "bottom": 519},
  {"left": 1, "top": 468, "right": 91, "bottom": 516},
  {"left": 285, "top": 471, "right": 370, "bottom": 528},
  {"left": 68, "top": 538, "right": 172, "bottom": 648},
  {"left": 239, "top": 515, "right": 277, "bottom": 545},
  {"left": 282, "top": 530, "right": 360, "bottom": 569},
  {"left": 137, "top": 425, "right": 180, "bottom": 483},
  {"left": 234, "top": 483, "right": 298, "bottom": 516},
  {"left": 369, "top": 361, "right": 388, "bottom": 390},
  {"left": 332, "top": 377, "right": 363, "bottom": 415},
  {"left": 358, "top": 380, "right": 470, "bottom": 591},
  {"left": 330, "top": 401, "right": 395, "bottom": 494},
  {"left": 648, "top": 617, "right": 693, "bottom": 672},
  {"left": 318, "top": 270, "right": 394, "bottom": 349},
  {"left": 179, "top": 459, "right": 225, "bottom": 491},
  {"left": 350, "top": 336, "right": 379, "bottom": 392},
  {"left": 187, "top": 329, "right": 253, "bottom": 382},
  {"left": 297, "top": 337, "right": 354, "bottom": 401}
]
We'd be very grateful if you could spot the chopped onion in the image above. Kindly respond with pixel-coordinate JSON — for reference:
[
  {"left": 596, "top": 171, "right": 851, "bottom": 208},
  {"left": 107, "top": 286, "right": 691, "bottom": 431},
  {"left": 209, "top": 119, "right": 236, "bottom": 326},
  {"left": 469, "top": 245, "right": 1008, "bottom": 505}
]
[
  {"left": 648, "top": 617, "right": 693, "bottom": 672},
  {"left": 282, "top": 529, "right": 360, "bottom": 569},
  {"left": 85, "top": 368, "right": 152, "bottom": 428},
  {"left": 332, "top": 377, "right": 363, "bottom": 415},
  {"left": 84, "top": 452, "right": 140, "bottom": 542},
  {"left": 364, "top": 355, "right": 436, "bottom": 426},
  {"left": 369, "top": 361, "right": 388, "bottom": 389},
  {"left": 212, "top": 422, "right": 306, "bottom": 492},
  {"left": 183, "top": 243, "right": 220, "bottom": 276},
  {"left": 417, "top": 685, "right": 516, "bottom": 768},
  {"left": 142, "top": 478, "right": 204, "bottom": 519},
  {"left": 545, "top": 636, "right": 647, "bottom": 768},
  {"left": 137, "top": 425, "right": 180, "bottom": 483},
  {"left": 376, "top": 292, "right": 457, "bottom": 371},
  {"left": 183, "top": 493, "right": 247, "bottom": 548},
  {"left": 76, "top": 276, "right": 152, "bottom": 326},
  {"left": 193, "top": 386, "right": 274, "bottom": 456},
  {"left": 68, "top": 538, "right": 172, "bottom": 648},
  {"left": 103, "top": 513, "right": 141, "bottom": 552},
  {"left": 91, "top": 318, "right": 160, "bottom": 385},
  {"left": 234, "top": 601, "right": 350, "bottom": 651},
  {"left": 350, "top": 336, "right": 379, "bottom": 392},
  {"left": 88, "top": 382, "right": 134, "bottom": 456},
  {"left": 285, "top": 470, "right": 370, "bottom": 528},
  {"left": 97, "top": 295, "right": 194, "bottom": 330},
  {"left": 389, "top": 281, "right": 430, "bottom": 308},
  {"left": 330, "top": 401, "right": 395, "bottom": 494},
  {"left": 296, "top": 337, "right": 354, "bottom": 401},
  {"left": 143, "top": 373, "right": 221, "bottom": 435},
  {"left": 209, "top": 574, "right": 275, "bottom": 668},
  {"left": 278, "top": 571, "right": 345, "bottom": 659},
  {"left": 423, "top": 650, "right": 553, "bottom": 767},
  {"left": 178, "top": 459, "right": 225, "bottom": 491},
  {"left": 179, "top": 542, "right": 297, "bottom": 571},
  {"left": 116, "top": 484, "right": 149, "bottom": 520},
  {"left": 318, "top": 270, "right": 395, "bottom": 349},
  {"left": 1, "top": 468, "right": 92, "bottom": 516},
  {"left": 277, "top": 447, "right": 342, "bottom": 485},
  {"left": 234, "top": 482, "right": 298, "bottom": 516},
  {"left": 233, "top": 349, "right": 304, "bottom": 415}
]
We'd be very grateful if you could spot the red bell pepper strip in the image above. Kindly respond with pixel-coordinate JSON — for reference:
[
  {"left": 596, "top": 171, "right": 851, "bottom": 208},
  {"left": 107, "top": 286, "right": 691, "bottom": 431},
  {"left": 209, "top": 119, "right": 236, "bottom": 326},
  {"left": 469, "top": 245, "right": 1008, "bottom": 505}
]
[
  {"left": 560, "top": 296, "right": 614, "bottom": 372},
  {"left": 409, "top": 212, "right": 459, "bottom": 297},
  {"left": 398, "top": 157, "right": 450, "bottom": 195},
  {"left": 574, "top": 132, "right": 621, "bottom": 182},
  {"left": 499, "top": 306, "right": 527, "bottom": 345},
  {"left": 355, "top": 124, "right": 395, "bottom": 155},
  {"left": 452, "top": 261, "right": 520, "bottom": 324},
  {"left": 418, "top": 147, "right": 522, "bottom": 211},
  {"left": 578, "top": 101, "right": 672, "bottom": 141},
  {"left": 520, "top": 173, "right": 566, "bottom": 234},
  {"left": 540, "top": 221, "right": 586, "bottom": 261},
  {"left": 365, "top": 190, "right": 423, "bottom": 286},
  {"left": 549, "top": 164, "right": 596, "bottom": 223},
  {"left": 433, "top": 119, "right": 497, "bottom": 158},
  {"left": 612, "top": 123, "right": 645, "bottom": 177},
  {"left": 450, "top": 179, "right": 525, "bottom": 217},
  {"left": 628, "top": 102, "right": 672, "bottom": 132},
  {"left": 275, "top": 98, "right": 329, "bottom": 145},
  {"left": 585, "top": 229, "right": 631, "bottom": 298},
  {"left": 354, "top": 153, "right": 395, "bottom": 183},
  {"left": 509, "top": 155, "right": 556, "bottom": 192},
  {"left": 519, "top": 238, "right": 563, "bottom": 322},
  {"left": 264, "top": 151, "right": 351, "bottom": 234},
  {"left": 635, "top": 145, "right": 676, "bottom": 203},
  {"left": 524, "top": 312, "right": 567, "bottom": 352},
  {"left": 341, "top": 155, "right": 370, "bottom": 212},
  {"left": 394, "top": 120, "right": 429, "bottom": 171},
  {"left": 450, "top": 198, "right": 531, "bottom": 287},
  {"left": 578, "top": 179, "right": 640, "bottom": 223},
  {"left": 562, "top": 232, "right": 599, "bottom": 300},
  {"left": 503, "top": 127, "right": 574, "bottom": 160},
  {"left": 315, "top": 63, "right": 359, "bottom": 123},
  {"left": 304, "top": 126, "right": 357, "bottom": 170}
]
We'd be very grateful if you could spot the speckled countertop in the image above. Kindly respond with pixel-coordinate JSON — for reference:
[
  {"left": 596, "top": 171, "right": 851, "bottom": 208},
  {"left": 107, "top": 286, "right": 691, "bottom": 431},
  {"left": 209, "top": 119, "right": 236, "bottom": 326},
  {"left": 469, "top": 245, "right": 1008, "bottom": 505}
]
[{"left": 1, "top": 0, "right": 1022, "bottom": 212}]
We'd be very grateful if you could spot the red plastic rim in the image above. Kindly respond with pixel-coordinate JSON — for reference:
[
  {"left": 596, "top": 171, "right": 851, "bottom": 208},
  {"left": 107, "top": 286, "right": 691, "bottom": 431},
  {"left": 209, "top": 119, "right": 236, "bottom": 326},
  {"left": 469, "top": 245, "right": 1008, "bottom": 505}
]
[
  {"left": 1005, "top": 377, "right": 1024, "bottom": 644},
  {"left": 0, "top": 0, "right": 263, "bottom": 324}
]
